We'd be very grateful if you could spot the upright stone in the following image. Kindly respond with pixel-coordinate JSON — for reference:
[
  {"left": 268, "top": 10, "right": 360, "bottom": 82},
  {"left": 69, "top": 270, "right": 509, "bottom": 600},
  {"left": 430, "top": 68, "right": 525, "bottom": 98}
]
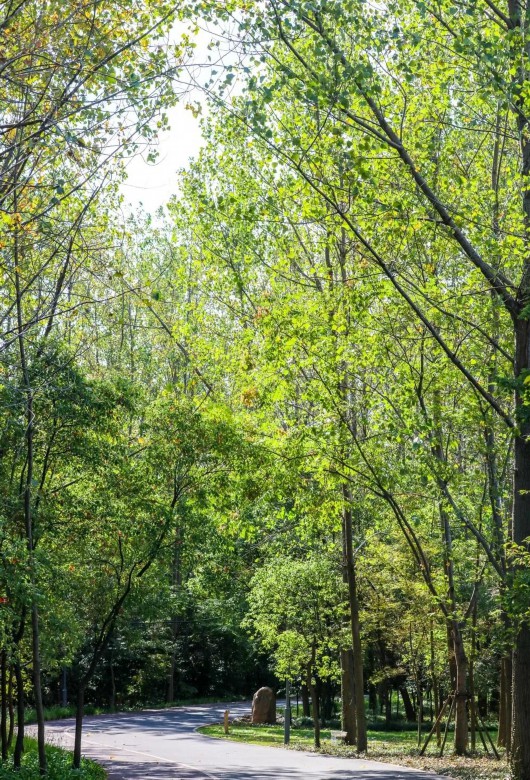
[{"left": 251, "top": 686, "right": 276, "bottom": 724}]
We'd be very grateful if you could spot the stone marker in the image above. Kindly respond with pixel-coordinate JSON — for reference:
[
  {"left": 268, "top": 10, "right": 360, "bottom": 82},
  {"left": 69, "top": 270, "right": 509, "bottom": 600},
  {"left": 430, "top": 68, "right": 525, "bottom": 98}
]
[{"left": 251, "top": 686, "right": 276, "bottom": 724}]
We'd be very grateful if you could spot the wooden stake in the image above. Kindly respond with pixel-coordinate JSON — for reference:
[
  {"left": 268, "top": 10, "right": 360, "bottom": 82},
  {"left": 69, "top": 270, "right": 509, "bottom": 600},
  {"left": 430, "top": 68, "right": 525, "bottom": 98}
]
[
  {"left": 420, "top": 694, "right": 451, "bottom": 756},
  {"left": 440, "top": 694, "right": 456, "bottom": 757}
]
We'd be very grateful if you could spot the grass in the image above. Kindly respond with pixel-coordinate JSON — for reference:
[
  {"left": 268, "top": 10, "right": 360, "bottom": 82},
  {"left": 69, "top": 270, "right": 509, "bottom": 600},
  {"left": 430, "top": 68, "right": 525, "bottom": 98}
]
[
  {"left": 24, "top": 705, "right": 105, "bottom": 724},
  {"left": 200, "top": 721, "right": 420, "bottom": 749},
  {"left": 25, "top": 694, "right": 245, "bottom": 725},
  {"left": 201, "top": 722, "right": 328, "bottom": 747},
  {"left": 0, "top": 738, "right": 105, "bottom": 780},
  {"left": 199, "top": 722, "right": 509, "bottom": 780}
]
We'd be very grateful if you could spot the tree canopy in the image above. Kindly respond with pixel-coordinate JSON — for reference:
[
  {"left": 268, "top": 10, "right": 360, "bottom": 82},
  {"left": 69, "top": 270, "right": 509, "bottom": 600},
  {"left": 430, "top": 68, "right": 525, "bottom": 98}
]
[{"left": 1, "top": 1, "right": 530, "bottom": 779}]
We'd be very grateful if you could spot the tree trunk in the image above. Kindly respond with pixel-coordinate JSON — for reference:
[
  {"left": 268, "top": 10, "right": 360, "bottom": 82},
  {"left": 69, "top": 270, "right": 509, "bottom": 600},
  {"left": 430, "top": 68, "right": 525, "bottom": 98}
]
[
  {"left": 320, "top": 679, "right": 333, "bottom": 724},
  {"left": 510, "top": 321, "right": 530, "bottom": 780},
  {"left": 430, "top": 621, "right": 441, "bottom": 747},
  {"left": 301, "top": 684, "right": 310, "bottom": 717},
  {"left": 498, "top": 658, "right": 507, "bottom": 748},
  {"left": 417, "top": 678, "right": 423, "bottom": 747},
  {"left": 498, "top": 654, "right": 512, "bottom": 752},
  {"left": 452, "top": 621, "right": 469, "bottom": 755},
  {"left": 13, "top": 661, "right": 24, "bottom": 769},
  {"left": 15, "top": 257, "right": 47, "bottom": 775},
  {"left": 7, "top": 666, "right": 14, "bottom": 750},
  {"left": 469, "top": 589, "right": 478, "bottom": 753},
  {"left": 469, "top": 656, "right": 476, "bottom": 753},
  {"left": 400, "top": 686, "right": 416, "bottom": 722},
  {"left": 31, "top": 602, "right": 47, "bottom": 774},
  {"left": 369, "top": 683, "right": 377, "bottom": 718},
  {"left": 308, "top": 663, "right": 320, "bottom": 749},
  {"left": 73, "top": 683, "right": 85, "bottom": 769},
  {"left": 341, "top": 648, "right": 356, "bottom": 745},
  {"left": 438, "top": 492, "right": 468, "bottom": 756},
  {"left": 168, "top": 644, "right": 176, "bottom": 703},
  {"left": 109, "top": 651, "right": 116, "bottom": 712},
  {"left": 1, "top": 649, "right": 7, "bottom": 760},
  {"left": 168, "top": 531, "right": 182, "bottom": 703},
  {"left": 385, "top": 687, "right": 391, "bottom": 724},
  {"left": 342, "top": 491, "right": 367, "bottom": 751}
]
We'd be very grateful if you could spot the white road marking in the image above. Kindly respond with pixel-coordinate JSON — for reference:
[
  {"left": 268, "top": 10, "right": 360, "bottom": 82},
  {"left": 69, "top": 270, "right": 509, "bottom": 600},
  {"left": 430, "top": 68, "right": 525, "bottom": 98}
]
[{"left": 56, "top": 725, "right": 221, "bottom": 780}]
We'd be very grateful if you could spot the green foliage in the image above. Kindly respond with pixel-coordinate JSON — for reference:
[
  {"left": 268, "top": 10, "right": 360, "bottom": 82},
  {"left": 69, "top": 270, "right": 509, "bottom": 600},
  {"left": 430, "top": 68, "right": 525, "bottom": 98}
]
[
  {"left": 245, "top": 556, "right": 348, "bottom": 681},
  {"left": 0, "top": 740, "right": 105, "bottom": 780}
]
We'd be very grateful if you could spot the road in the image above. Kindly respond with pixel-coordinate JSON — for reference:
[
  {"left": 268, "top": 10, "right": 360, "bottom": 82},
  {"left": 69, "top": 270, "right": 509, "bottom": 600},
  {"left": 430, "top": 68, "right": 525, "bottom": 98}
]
[{"left": 38, "top": 701, "right": 447, "bottom": 780}]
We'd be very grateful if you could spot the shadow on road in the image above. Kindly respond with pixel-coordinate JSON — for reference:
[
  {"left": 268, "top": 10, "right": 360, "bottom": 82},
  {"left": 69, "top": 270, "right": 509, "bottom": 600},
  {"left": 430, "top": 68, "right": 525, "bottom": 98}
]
[
  {"left": 103, "top": 758, "right": 206, "bottom": 779},
  {"left": 213, "top": 769, "right": 444, "bottom": 780},
  {"left": 79, "top": 704, "right": 249, "bottom": 741},
  {"left": 102, "top": 757, "right": 445, "bottom": 780}
]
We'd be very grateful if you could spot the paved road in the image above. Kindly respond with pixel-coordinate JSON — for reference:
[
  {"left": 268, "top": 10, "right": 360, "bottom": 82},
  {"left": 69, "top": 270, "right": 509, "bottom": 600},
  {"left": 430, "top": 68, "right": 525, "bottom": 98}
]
[{"left": 38, "top": 701, "right": 447, "bottom": 780}]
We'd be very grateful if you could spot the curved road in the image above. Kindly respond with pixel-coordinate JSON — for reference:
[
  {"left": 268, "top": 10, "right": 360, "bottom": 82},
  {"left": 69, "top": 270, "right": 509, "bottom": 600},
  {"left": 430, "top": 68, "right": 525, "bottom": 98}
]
[{"left": 38, "top": 701, "right": 447, "bottom": 780}]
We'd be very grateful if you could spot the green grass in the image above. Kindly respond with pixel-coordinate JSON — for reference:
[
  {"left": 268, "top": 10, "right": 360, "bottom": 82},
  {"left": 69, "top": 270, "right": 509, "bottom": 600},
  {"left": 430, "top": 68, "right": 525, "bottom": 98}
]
[
  {"left": 24, "top": 695, "right": 246, "bottom": 725},
  {"left": 199, "top": 721, "right": 500, "bottom": 757},
  {"left": 199, "top": 722, "right": 421, "bottom": 750},
  {"left": 0, "top": 738, "right": 105, "bottom": 780},
  {"left": 199, "top": 722, "right": 508, "bottom": 780},
  {"left": 200, "top": 722, "right": 329, "bottom": 747},
  {"left": 24, "top": 705, "right": 105, "bottom": 724}
]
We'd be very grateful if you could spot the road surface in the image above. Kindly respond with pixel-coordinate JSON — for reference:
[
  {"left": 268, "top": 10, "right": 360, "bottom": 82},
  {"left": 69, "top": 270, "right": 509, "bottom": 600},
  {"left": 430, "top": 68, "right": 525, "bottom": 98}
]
[{"left": 38, "top": 701, "right": 448, "bottom": 780}]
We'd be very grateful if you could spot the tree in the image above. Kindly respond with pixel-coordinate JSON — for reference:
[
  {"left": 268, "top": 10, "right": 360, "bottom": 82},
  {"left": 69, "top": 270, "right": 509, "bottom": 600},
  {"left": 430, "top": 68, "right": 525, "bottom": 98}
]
[
  {"left": 191, "top": 0, "right": 530, "bottom": 771},
  {"left": 246, "top": 555, "right": 347, "bottom": 748}
]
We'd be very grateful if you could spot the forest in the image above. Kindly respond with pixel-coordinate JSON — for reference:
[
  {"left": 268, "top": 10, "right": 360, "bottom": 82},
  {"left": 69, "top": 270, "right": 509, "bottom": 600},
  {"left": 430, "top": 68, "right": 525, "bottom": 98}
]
[{"left": 1, "top": 1, "right": 530, "bottom": 779}]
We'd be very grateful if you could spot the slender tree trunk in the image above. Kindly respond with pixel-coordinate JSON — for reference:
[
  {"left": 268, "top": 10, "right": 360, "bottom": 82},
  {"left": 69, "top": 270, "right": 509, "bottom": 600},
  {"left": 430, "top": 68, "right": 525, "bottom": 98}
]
[
  {"left": 509, "top": 0, "right": 530, "bottom": 759},
  {"left": 452, "top": 621, "right": 469, "bottom": 755},
  {"left": 73, "top": 683, "right": 85, "bottom": 769},
  {"left": 7, "top": 666, "right": 14, "bottom": 750},
  {"left": 434, "top": 685, "right": 441, "bottom": 747},
  {"left": 307, "top": 659, "right": 320, "bottom": 749},
  {"left": 501, "top": 654, "right": 512, "bottom": 753},
  {"left": 438, "top": 497, "right": 468, "bottom": 755},
  {"left": 511, "top": 436, "right": 530, "bottom": 779},
  {"left": 168, "top": 530, "right": 182, "bottom": 703},
  {"left": 109, "top": 650, "right": 116, "bottom": 712},
  {"left": 1, "top": 649, "right": 7, "bottom": 760},
  {"left": 342, "top": 490, "right": 367, "bottom": 751},
  {"left": 168, "top": 645, "right": 176, "bottom": 703},
  {"left": 469, "top": 657, "right": 476, "bottom": 753},
  {"left": 15, "top": 253, "right": 46, "bottom": 775},
  {"left": 430, "top": 621, "right": 441, "bottom": 747},
  {"left": 340, "top": 648, "right": 356, "bottom": 745},
  {"left": 417, "top": 677, "right": 423, "bottom": 747},
  {"left": 13, "top": 661, "right": 24, "bottom": 769},
  {"left": 369, "top": 683, "right": 377, "bottom": 718},
  {"left": 400, "top": 686, "right": 415, "bottom": 722},
  {"left": 498, "top": 657, "right": 507, "bottom": 749},
  {"left": 31, "top": 602, "right": 46, "bottom": 773},
  {"left": 301, "top": 684, "right": 310, "bottom": 717},
  {"left": 425, "top": 392, "right": 469, "bottom": 755},
  {"left": 385, "top": 687, "right": 391, "bottom": 724}
]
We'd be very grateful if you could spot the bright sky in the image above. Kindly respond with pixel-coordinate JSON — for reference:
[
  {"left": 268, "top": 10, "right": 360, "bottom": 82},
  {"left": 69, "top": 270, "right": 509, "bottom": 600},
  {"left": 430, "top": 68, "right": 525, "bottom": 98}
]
[
  {"left": 120, "top": 100, "right": 205, "bottom": 213},
  {"left": 120, "top": 16, "right": 237, "bottom": 213}
]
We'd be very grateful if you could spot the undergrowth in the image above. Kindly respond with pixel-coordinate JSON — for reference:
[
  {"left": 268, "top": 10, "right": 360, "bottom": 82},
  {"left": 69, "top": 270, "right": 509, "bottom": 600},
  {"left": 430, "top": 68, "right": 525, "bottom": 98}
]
[{"left": 0, "top": 739, "right": 105, "bottom": 780}]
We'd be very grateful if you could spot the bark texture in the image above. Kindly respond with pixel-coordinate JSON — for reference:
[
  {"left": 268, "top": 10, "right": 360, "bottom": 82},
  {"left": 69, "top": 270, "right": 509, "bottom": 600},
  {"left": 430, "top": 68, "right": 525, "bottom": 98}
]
[{"left": 341, "top": 648, "right": 356, "bottom": 745}]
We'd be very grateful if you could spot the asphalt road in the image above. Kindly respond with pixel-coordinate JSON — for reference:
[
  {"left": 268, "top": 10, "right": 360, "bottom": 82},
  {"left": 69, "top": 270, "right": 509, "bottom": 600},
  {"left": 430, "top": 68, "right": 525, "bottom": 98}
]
[{"left": 38, "top": 701, "right": 448, "bottom": 780}]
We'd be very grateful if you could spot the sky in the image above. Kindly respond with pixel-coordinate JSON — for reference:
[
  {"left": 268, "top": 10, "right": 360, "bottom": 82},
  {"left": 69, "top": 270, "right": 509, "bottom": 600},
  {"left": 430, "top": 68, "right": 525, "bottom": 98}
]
[
  {"left": 119, "top": 16, "right": 237, "bottom": 213},
  {"left": 120, "top": 100, "right": 205, "bottom": 213}
]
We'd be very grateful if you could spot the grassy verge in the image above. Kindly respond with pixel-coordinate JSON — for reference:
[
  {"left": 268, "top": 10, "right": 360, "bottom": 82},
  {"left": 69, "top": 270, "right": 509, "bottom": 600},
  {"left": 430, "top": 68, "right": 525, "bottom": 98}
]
[
  {"left": 199, "top": 723, "right": 509, "bottom": 780},
  {"left": 25, "top": 695, "right": 245, "bottom": 724},
  {"left": 0, "top": 738, "right": 105, "bottom": 780}
]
